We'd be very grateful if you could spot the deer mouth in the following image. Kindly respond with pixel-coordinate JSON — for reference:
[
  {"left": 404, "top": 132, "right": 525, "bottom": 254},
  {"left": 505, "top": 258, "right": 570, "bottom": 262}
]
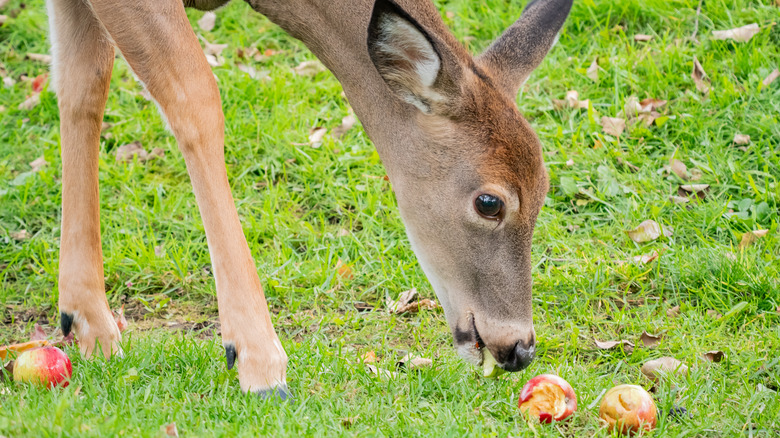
[{"left": 454, "top": 312, "right": 486, "bottom": 366}]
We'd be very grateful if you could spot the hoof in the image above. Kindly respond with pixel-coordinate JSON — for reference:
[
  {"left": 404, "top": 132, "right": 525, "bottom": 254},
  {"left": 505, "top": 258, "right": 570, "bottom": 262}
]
[
  {"left": 224, "top": 343, "right": 236, "bottom": 370},
  {"left": 253, "top": 384, "right": 293, "bottom": 403},
  {"left": 60, "top": 311, "right": 74, "bottom": 336}
]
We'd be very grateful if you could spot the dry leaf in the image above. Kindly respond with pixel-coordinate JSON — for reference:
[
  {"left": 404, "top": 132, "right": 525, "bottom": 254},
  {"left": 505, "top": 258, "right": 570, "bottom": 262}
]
[
  {"left": 634, "top": 34, "right": 654, "bottom": 42},
  {"left": 666, "top": 305, "right": 681, "bottom": 317},
  {"left": 197, "top": 12, "right": 216, "bottom": 31},
  {"left": 396, "top": 353, "right": 433, "bottom": 370},
  {"left": 165, "top": 422, "right": 179, "bottom": 437},
  {"left": 639, "top": 331, "right": 662, "bottom": 348},
  {"left": 627, "top": 220, "right": 672, "bottom": 243},
  {"left": 639, "top": 98, "right": 667, "bottom": 110},
  {"left": 706, "top": 309, "right": 722, "bottom": 319},
  {"left": 601, "top": 117, "right": 625, "bottom": 136},
  {"left": 26, "top": 53, "right": 52, "bottom": 64},
  {"left": 587, "top": 59, "right": 599, "bottom": 81},
  {"left": 115, "top": 141, "right": 164, "bottom": 163},
  {"left": 10, "top": 230, "right": 28, "bottom": 240},
  {"left": 692, "top": 56, "right": 710, "bottom": 94},
  {"left": 739, "top": 229, "right": 769, "bottom": 249},
  {"left": 669, "top": 195, "right": 690, "bottom": 205},
  {"left": 30, "top": 156, "right": 46, "bottom": 172},
  {"left": 294, "top": 60, "right": 326, "bottom": 77},
  {"left": 308, "top": 126, "right": 327, "bottom": 147},
  {"left": 30, "top": 324, "right": 47, "bottom": 341},
  {"left": 702, "top": 350, "right": 725, "bottom": 363},
  {"left": 360, "top": 351, "right": 376, "bottom": 364},
  {"left": 237, "top": 64, "right": 270, "bottom": 81},
  {"left": 331, "top": 115, "right": 356, "bottom": 139},
  {"left": 18, "top": 94, "right": 41, "bottom": 110},
  {"left": 711, "top": 23, "right": 760, "bottom": 43},
  {"left": 670, "top": 159, "right": 690, "bottom": 180},
  {"left": 678, "top": 184, "right": 709, "bottom": 200},
  {"left": 30, "top": 73, "right": 47, "bottom": 93},
  {"left": 0, "top": 339, "right": 49, "bottom": 360},
  {"left": 386, "top": 288, "right": 441, "bottom": 314},
  {"left": 632, "top": 251, "right": 659, "bottom": 264},
  {"left": 366, "top": 364, "right": 397, "bottom": 379},
  {"left": 733, "top": 133, "right": 750, "bottom": 145},
  {"left": 763, "top": 69, "right": 779, "bottom": 87},
  {"left": 335, "top": 258, "right": 354, "bottom": 280},
  {"left": 203, "top": 41, "right": 228, "bottom": 57},
  {"left": 641, "top": 357, "right": 688, "bottom": 382},
  {"left": 3, "top": 76, "right": 15, "bottom": 87},
  {"left": 595, "top": 339, "right": 634, "bottom": 354},
  {"left": 553, "top": 90, "right": 590, "bottom": 110},
  {"left": 205, "top": 54, "right": 222, "bottom": 67},
  {"left": 115, "top": 305, "right": 128, "bottom": 333}
]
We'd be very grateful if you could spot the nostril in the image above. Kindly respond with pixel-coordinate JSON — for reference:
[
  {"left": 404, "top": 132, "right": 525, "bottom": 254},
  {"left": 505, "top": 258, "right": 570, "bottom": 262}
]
[{"left": 501, "top": 340, "right": 536, "bottom": 372}]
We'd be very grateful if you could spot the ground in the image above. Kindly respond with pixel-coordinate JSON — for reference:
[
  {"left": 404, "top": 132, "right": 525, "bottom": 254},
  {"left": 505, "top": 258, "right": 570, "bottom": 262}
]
[{"left": 1, "top": 0, "right": 779, "bottom": 436}]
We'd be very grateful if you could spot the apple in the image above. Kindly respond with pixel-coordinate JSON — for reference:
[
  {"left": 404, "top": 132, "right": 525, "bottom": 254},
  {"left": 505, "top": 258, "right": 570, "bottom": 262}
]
[
  {"left": 518, "top": 374, "right": 577, "bottom": 423},
  {"left": 482, "top": 349, "right": 507, "bottom": 378},
  {"left": 599, "top": 384, "right": 657, "bottom": 434},
  {"left": 12, "top": 346, "right": 72, "bottom": 388}
]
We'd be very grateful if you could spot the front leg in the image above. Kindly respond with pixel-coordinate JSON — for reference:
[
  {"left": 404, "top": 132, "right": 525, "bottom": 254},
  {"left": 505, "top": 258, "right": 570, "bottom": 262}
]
[{"left": 84, "top": 0, "right": 290, "bottom": 397}]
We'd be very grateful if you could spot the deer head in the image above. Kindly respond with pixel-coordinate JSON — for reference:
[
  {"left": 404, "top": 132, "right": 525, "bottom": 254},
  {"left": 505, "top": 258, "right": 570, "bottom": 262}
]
[{"left": 366, "top": 0, "right": 572, "bottom": 372}]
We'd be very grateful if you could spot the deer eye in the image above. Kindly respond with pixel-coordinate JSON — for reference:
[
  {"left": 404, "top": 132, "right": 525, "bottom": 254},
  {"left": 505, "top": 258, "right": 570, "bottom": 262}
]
[{"left": 474, "top": 194, "right": 504, "bottom": 219}]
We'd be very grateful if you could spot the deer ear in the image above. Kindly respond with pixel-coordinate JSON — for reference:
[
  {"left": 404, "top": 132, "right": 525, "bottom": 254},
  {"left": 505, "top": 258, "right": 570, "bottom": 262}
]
[
  {"left": 476, "top": 0, "right": 573, "bottom": 98},
  {"left": 367, "top": 0, "right": 459, "bottom": 115}
]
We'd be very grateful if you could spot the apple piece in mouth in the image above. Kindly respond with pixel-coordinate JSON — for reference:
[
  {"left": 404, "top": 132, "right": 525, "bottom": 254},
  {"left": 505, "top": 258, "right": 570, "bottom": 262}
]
[
  {"left": 518, "top": 374, "right": 577, "bottom": 423},
  {"left": 482, "top": 348, "right": 507, "bottom": 378},
  {"left": 598, "top": 384, "right": 657, "bottom": 434}
]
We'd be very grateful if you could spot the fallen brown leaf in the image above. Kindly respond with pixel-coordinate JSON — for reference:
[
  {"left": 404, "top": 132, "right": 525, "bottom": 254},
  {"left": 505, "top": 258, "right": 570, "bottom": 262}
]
[
  {"left": 639, "top": 331, "right": 662, "bottom": 348},
  {"left": 30, "top": 156, "right": 46, "bottom": 172},
  {"left": 115, "top": 305, "right": 128, "bottom": 333},
  {"left": 335, "top": 258, "right": 354, "bottom": 280},
  {"left": 669, "top": 195, "right": 690, "bottom": 205},
  {"left": 627, "top": 220, "right": 672, "bottom": 243},
  {"left": 366, "top": 364, "right": 397, "bottom": 379},
  {"left": 331, "top": 114, "right": 357, "bottom": 139},
  {"left": 763, "top": 69, "right": 779, "bottom": 87},
  {"left": 601, "top": 117, "right": 625, "bottom": 136},
  {"left": 733, "top": 133, "right": 750, "bottom": 145},
  {"left": 396, "top": 353, "right": 433, "bottom": 370},
  {"left": 203, "top": 41, "right": 228, "bottom": 57},
  {"left": 641, "top": 357, "right": 688, "bottom": 382},
  {"left": 711, "top": 23, "right": 760, "bottom": 43},
  {"left": 115, "top": 141, "right": 164, "bottom": 163},
  {"left": 308, "top": 126, "right": 327, "bottom": 147},
  {"left": 692, "top": 56, "right": 710, "bottom": 94},
  {"left": 633, "top": 251, "right": 660, "bottom": 264},
  {"left": 595, "top": 339, "right": 634, "bottom": 354},
  {"left": 294, "top": 60, "right": 326, "bottom": 77},
  {"left": 666, "top": 305, "right": 681, "bottom": 317},
  {"left": 386, "top": 288, "right": 441, "bottom": 314},
  {"left": 587, "top": 59, "right": 599, "bottom": 81},
  {"left": 739, "top": 229, "right": 769, "bottom": 250},
  {"left": 706, "top": 309, "right": 722, "bottom": 319},
  {"left": 237, "top": 64, "right": 270, "bottom": 81},
  {"left": 26, "top": 53, "right": 52, "bottom": 64},
  {"left": 634, "top": 34, "right": 654, "bottom": 42},
  {"left": 553, "top": 90, "right": 589, "bottom": 110},
  {"left": 670, "top": 159, "right": 690, "bottom": 180},
  {"left": 165, "top": 422, "right": 179, "bottom": 437},
  {"left": 360, "top": 351, "right": 376, "bottom": 364},
  {"left": 30, "top": 324, "right": 47, "bottom": 341},
  {"left": 678, "top": 184, "right": 709, "bottom": 200},
  {"left": 197, "top": 12, "right": 216, "bottom": 31},
  {"left": 10, "top": 230, "right": 28, "bottom": 240},
  {"left": 639, "top": 98, "right": 667, "bottom": 110},
  {"left": 702, "top": 350, "right": 725, "bottom": 363},
  {"left": 31, "top": 73, "right": 47, "bottom": 93},
  {"left": 0, "top": 339, "right": 49, "bottom": 360},
  {"left": 18, "top": 94, "right": 41, "bottom": 110}
]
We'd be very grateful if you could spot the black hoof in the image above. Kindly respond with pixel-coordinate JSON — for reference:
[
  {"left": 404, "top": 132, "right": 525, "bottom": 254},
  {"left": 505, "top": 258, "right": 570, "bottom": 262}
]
[
  {"left": 224, "top": 343, "right": 236, "bottom": 370},
  {"left": 254, "top": 385, "right": 293, "bottom": 403},
  {"left": 60, "top": 312, "right": 74, "bottom": 337}
]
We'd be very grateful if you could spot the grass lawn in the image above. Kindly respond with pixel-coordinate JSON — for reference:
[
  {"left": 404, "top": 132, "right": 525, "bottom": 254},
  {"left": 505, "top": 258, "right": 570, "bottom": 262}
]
[{"left": 1, "top": 0, "right": 779, "bottom": 435}]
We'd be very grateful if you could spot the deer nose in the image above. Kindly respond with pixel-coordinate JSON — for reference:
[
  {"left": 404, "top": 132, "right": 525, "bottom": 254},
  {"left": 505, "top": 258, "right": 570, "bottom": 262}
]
[{"left": 500, "top": 339, "right": 536, "bottom": 372}]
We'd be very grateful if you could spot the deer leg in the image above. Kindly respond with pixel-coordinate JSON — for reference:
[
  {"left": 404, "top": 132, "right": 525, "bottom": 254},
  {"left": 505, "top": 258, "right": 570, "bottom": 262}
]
[
  {"left": 49, "top": 0, "right": 120, "bottom": 359},
  {"left": 87, "top": 0, "right": 289, "bottom": 397}
]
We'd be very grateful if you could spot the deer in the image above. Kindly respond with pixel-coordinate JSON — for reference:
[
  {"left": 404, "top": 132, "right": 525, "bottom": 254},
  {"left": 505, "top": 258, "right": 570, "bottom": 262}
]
[{"left": 47, "top": 0, "right": 572, "bottom": 400}]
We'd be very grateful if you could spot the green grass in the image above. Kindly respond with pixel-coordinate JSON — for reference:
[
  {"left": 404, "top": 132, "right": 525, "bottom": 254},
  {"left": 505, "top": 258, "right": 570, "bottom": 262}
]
[{"left": 1, "top": 0, "right": 779, "bottom": 436}]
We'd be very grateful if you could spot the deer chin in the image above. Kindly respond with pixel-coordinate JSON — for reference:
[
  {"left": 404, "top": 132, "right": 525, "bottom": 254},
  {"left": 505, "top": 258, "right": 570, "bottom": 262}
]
[{"left": 451, "top": 312, "right": 487, "bottom": 366}]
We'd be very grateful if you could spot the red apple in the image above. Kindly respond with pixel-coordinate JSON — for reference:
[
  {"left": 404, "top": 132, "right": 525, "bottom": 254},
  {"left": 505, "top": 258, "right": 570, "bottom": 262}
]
[
  {"left": 599, "top": 384, "right": 657, "bottom": 434},
  {"left": 12, "top": 346, "right": 72, "bottom": 388},
  {"left": 518, "top": 374, "right": 577, "bottom": 423}
]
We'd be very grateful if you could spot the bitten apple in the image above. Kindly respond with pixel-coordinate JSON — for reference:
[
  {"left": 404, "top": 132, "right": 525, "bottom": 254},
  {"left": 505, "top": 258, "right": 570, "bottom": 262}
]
[
  {"left": 12, "top": 346, "right": 72, "bottom": 388},
  {"left": 482, "top": 349, "right": 507, "bottom": 378},
  {"left": 518, "top": 374, "right": 577, "bottom": 423},
  {"left": 599, "top": 384, "right": 657, "bottom": 434}
]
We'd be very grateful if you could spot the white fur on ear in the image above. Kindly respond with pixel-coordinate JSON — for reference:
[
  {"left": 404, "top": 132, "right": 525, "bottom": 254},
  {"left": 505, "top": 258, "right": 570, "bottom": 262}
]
[{"left": 372, "top": 14, "right": 443, "bottom": 113}]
